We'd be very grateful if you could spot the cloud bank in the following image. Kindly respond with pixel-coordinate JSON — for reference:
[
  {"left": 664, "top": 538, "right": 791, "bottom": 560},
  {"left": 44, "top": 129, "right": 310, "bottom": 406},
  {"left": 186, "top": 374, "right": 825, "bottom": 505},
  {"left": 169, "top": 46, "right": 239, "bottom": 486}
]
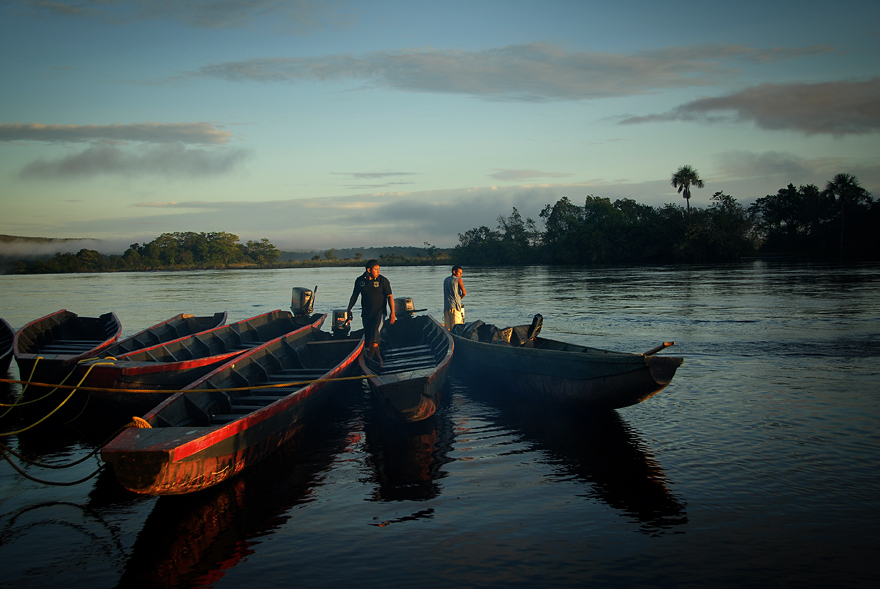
[
  {"left": 19, "top": 143, "right": 250, "bottom": 179},
  {"left": 8, "top": 0, "right": 349, "bottom": 31},
  {"left": 185, "top": 42, "right": 832, "bottom": 101},
  {"left": 620, "top": 78, "right": 880, "bottom": 135},
  {"left": 0, "top": 122, "right": 232, "bottom": 144}
]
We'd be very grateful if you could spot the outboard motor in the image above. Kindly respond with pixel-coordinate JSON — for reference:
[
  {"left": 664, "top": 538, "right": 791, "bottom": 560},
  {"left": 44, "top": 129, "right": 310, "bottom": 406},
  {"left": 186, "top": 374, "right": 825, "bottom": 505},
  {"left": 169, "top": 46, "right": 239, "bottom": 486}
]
[
  {"left": 393, "top": 296, "right": 415, "bottom": 319},
  {"left": 291, "top": 286, "right": 316, "bottom": 319},
  {"left": 331, "top": 309, "right": 351, "bottom": 337}
]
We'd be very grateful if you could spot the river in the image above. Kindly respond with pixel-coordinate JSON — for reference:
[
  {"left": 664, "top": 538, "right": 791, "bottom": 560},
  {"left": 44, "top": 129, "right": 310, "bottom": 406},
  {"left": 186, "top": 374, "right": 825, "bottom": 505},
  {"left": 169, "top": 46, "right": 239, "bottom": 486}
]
[{"left": 1, "top": 262, "right": 878, "bottom": 588}]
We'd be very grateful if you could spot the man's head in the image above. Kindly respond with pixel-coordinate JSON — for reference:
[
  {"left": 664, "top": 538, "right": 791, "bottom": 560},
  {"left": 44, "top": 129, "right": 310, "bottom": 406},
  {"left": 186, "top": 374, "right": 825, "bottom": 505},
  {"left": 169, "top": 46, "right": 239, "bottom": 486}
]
[
  {"left": 452, "top": 265, "right": 462, "bottom": 277},
  {"left": 365, "top": 259, "right": 381, "bottom": 279}
]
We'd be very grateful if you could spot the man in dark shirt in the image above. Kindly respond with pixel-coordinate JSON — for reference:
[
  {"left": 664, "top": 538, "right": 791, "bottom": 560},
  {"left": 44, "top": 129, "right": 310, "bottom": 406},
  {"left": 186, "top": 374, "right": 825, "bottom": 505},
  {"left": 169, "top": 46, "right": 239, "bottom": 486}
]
[{"left": 346, "top": 259, "right": 396, "bottom": 365}]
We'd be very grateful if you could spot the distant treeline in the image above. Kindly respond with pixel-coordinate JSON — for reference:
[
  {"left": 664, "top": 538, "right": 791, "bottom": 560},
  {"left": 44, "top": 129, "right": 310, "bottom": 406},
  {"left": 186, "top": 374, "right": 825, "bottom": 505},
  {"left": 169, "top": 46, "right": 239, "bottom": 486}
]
[
  {"left": 4, "top": 231, "right": 448, "bottom": 274},
  {"left": 454, "top": 175, "right": 878, "bottom": 265},
  {"left": 5, "top": 174, "right": 877, "bottom": 274}
]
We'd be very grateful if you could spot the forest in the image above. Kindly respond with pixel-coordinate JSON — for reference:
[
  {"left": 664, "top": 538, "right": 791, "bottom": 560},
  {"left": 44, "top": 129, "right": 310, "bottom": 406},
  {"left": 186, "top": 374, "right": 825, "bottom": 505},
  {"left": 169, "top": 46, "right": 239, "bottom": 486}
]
[{"left": 5, "top": 173, "right": 877, "bottom": 274}]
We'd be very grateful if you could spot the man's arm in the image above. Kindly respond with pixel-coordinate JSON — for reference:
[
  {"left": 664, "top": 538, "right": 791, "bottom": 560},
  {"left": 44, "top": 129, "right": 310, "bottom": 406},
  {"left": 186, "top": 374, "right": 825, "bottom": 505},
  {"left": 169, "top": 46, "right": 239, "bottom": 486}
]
[
  {"left": 387, "top": 295, "right": 396, "bottom": 324},
  {"left": 346, "top": 282, "right": 360, "bottom": 315},
  {"left": 458, "top": 277, "right": 466, "bottom": 298}
]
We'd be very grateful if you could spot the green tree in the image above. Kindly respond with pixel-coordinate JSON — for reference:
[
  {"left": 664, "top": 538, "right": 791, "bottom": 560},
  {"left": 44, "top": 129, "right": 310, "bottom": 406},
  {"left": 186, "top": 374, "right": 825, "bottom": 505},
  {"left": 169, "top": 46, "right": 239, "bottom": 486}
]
[
  {"left": 823, "top": 173, "right": 870, "bottom": 258},
  {"left": 671, "top": 165, "right": 705, "bottom": 214}
]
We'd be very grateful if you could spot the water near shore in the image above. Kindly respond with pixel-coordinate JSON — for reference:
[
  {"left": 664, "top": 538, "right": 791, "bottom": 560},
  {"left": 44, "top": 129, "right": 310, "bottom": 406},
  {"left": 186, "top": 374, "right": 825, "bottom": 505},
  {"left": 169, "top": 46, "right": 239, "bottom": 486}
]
[{"left": 1, "top": 263, "right": 878, "bottom": 588}]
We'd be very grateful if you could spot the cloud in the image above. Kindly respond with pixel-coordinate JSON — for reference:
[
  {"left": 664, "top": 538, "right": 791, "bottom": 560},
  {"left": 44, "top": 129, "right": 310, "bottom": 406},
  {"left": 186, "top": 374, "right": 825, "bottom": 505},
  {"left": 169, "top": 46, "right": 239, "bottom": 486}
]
[
  {"left": 18, "top": 143, "right": 251, "bottom": 179},
  {"left": 620, "top": 78, "right": 880, "bottom": 135},
  {"left": 490, "top": 169, "right": 573, "bottom": 182},
  {"left": 182, "top": 42, "right": 833, "bottom": 101},
  {"left": 713, "top": 151, "right": 813, "bottom": 180},
  {"left": 8, "top": 0, "right": 351, "bottom": 31},
  {"left": 0, "top": 122, "right": 232, "bottom": 144}
]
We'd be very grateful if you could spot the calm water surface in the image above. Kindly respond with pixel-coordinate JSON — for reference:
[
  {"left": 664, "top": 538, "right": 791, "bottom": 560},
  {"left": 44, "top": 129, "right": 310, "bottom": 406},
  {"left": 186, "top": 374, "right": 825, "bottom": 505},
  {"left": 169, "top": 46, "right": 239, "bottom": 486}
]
[{"left": 1, "top": 263, "right": 878, "bottom": 588}]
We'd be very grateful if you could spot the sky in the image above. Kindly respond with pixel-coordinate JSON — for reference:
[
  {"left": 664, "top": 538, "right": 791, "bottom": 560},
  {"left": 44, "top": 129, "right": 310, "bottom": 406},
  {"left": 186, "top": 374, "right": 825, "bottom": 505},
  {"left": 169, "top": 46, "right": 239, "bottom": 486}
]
[{"left": 1, "top": 0, "right": 879, "bottom": 253}]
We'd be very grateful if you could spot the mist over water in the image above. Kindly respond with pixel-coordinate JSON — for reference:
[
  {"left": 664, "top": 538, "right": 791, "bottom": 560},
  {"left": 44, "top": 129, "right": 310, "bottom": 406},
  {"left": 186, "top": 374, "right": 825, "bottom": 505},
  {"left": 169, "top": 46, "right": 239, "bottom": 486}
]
[{"left": 1, "top": 262, "right": 878, "bottom": 588}]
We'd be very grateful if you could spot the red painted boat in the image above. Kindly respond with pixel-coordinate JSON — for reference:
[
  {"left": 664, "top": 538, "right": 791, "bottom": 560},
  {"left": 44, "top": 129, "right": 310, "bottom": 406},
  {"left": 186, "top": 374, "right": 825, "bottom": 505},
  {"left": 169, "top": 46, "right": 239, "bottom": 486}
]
[
  {"left": 76, "top": 310, "right": 325, "bottom": 419},
  {"left": 1, "top": 318, "right": 14, "bottom": 374},
  {"left": 14, "top": 310, "right": 122, "bottom": 383},
  {"left": 103, "top": 312, "right": 228, "bottom": 358},
  {"left": 101, "top": 321, "right": 364, "bottom": 495},
  {"left": 359, "top": 300, "right": 453, "bottom": 423}
]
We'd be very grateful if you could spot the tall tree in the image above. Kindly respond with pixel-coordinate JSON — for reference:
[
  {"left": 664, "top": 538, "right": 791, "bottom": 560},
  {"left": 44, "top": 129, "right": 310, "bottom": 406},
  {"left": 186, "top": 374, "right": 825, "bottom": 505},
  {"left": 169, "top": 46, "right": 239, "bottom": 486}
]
[
  {"left": 823, "top": 173, "right": 868, "bottom": 259},
  {"left": 671, "top": 165, "right": 705, "bottom": 214}
]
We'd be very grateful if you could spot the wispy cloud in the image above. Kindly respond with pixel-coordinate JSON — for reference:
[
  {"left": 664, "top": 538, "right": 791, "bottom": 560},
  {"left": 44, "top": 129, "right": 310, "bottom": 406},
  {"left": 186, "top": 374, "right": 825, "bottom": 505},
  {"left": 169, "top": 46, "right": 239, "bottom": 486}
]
[
  {"left": 177, "top": 42, "right": 833, "bottom": 101},
  {"left": 620, "top": 78, "right": 880, "bottom": 135},
  {"left": 0, "top": 122, "right": 232, "bottom": 144},
  {"left": 8, "top": 0, "right": 351, "bottom": 31},
  {"left": 18, "top": 143, "right": 250, "bottom": 179},
  {"left": 490, "top": 169, "right": 573, "bottom": 182}
]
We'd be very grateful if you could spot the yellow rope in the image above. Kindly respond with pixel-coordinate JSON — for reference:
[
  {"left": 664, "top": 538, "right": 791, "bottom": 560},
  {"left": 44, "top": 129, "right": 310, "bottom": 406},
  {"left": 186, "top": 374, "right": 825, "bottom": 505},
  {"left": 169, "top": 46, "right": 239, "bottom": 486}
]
[
  {"left": 127, "top": 416, "right": 152, "bottom": 428},
  {"left": 0, "top": 372, "right": 374, "bottom": 400}
]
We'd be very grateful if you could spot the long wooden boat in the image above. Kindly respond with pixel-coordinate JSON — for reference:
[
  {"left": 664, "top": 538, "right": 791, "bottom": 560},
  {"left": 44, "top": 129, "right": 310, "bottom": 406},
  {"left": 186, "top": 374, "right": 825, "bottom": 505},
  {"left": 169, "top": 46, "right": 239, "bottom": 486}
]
[
  {"left": 103, "top": 312, "right": 228, "bottom": 358},
  {"left": 359, "top": 303, "right": 453, "bottom": 423},
  {"left": 451, "top": 315, "right": 683, "bottom": 410},
  {"left": 75, "top": 310, "right": 325, "bottom": 418},
  {"left": 1, "top": 318, "right": 14, "bottom": 374},
  {"left": 14, "top": 310, "right": 122, "bottom": 383},
  {"left": 101, "top": 321, "right": 364, "bottom": 495}
]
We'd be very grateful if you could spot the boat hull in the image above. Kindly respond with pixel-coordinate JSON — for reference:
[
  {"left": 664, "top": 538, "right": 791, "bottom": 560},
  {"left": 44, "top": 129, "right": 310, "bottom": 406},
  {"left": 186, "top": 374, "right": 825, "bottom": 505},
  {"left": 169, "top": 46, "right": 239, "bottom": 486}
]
[
  {"left": 451, "top": 325, "right": 683, "bottom": 410},
  {"left": 13, "top": 310, "right": 122, "bottom": 383},
  {"left": 76, "top": 311, "right": 324, "bottom": 421},
  {"left": 360, "top": 314, "right": 453, "bottom": 422},
  {"left": 0, "top": 318, "right": 13, "bottom": 374},
  {"left": 102, "top": 326, "right": 363, "bottom": 495}
]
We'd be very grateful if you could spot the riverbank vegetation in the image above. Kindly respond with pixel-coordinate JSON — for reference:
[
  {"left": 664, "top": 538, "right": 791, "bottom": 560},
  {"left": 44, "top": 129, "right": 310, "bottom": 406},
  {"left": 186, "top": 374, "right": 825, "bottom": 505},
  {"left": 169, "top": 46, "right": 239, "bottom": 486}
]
[{"left": 5, "top": 174, "right": 877, "bottom": 274}]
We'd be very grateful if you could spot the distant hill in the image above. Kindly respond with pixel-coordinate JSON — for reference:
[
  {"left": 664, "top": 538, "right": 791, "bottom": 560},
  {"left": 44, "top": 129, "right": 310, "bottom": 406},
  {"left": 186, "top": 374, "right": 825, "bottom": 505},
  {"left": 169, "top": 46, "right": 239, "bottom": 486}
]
[
  {"left": 0, "top": 234, "right": 105, "bottom": 272},
  {"left": 281, "top": 246, "right": 446, "bottom": 262}
]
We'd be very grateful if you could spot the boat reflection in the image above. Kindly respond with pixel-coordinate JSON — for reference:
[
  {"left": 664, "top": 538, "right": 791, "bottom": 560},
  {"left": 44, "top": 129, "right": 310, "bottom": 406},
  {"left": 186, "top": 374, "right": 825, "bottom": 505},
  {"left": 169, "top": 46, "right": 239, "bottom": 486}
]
[
  {"left": 114, "top": 386, "right": 360, "bottom": 588},
  {"left": 361, "top": 383, "right": 455, "bottom": 502},
  {"left": 457, "top": 375, "right": 688, "bottom": 535}
]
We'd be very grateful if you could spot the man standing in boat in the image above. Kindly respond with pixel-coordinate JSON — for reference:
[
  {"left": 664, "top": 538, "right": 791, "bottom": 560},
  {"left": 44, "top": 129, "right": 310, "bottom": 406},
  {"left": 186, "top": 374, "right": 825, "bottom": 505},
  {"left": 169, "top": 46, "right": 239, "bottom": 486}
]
[
  {"left": 347, "top": 259, "right": 396, "bottom": 365},
  {"left": 443, "top": 265, "right": 467, "bottom": 330}
]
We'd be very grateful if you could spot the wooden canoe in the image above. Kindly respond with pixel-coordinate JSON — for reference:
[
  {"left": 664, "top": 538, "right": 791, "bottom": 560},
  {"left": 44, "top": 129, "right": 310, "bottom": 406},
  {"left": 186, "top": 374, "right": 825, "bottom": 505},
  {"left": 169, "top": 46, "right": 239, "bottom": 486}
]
[
  {"left": 75, "top": 310, "right": 326, "bottom": 418},
  {"left": 14, "top": 310, "right": 122, "bottom": 383},
  {"left": 1, "top": 318, "right": 14, "bottom": 374},
  {"left": 101, "top": 322, "right": 364, "bottom": 495},
  {"left": 359, "top": 313, "right": 453, "bottom": 422},
  {"left": 451, "top": 315, "right": 683, "bottom": 410},
  {"left": 102, "top": 312, "right": 227, "bottom": 358}
]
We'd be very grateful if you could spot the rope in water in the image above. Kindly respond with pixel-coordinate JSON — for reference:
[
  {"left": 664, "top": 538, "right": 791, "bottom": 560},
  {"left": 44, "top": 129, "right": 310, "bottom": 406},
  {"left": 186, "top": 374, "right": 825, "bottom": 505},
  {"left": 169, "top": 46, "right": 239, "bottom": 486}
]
[{"left": 0, "top": 415, "right": 150, "bottom": 486}]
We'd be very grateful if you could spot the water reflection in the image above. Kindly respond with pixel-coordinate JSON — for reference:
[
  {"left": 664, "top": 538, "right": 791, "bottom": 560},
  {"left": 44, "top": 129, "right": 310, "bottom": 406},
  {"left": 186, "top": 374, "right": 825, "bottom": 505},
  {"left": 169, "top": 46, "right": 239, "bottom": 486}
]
[
  {"left": 361, "top": 383, "right": 455, "bottom": 502},
  {"left": 115, "top": 389, "right": 359, "bottom": 589},
  {"left": 456, "top": 375, "right": 688, "bottom": 535}
]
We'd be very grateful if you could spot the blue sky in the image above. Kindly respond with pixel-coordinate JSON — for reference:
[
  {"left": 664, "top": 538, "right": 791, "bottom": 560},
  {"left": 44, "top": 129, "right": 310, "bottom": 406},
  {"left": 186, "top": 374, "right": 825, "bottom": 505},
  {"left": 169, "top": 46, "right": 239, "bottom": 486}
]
[{"left": 1, "top": 0, "right": 878, "bottom": 253}]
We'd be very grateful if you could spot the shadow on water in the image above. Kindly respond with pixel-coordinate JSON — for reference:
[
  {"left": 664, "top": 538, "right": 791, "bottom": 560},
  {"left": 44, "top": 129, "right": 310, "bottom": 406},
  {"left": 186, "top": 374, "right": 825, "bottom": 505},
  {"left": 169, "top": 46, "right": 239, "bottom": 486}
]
[
  {"left": 452, "top": 373, "right": 688, "bottom": 536},
  {"left": 113, "top": 382, "right": 361, "bottom": 589},
  {"left": 360, "top": 381, "right": 456, "bottom": 503}
]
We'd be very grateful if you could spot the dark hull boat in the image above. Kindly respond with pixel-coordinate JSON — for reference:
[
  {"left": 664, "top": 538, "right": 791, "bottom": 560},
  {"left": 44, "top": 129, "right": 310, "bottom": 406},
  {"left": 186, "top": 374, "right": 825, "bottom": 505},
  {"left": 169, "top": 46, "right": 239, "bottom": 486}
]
[
  {"left": 14, "top": 310, "right": 122, "bottom": 383},
  {"left": 359, "top": 303, "right": 453, "bottom": 423},
  {"left": 451, "top": 315, "right": 683, "bottom": 411},
  {"left": 1, "top": 318, "right": 14, "bottom": 374},
  {"left": 101, "top": 321, "right": 364, "bottom": 495},
  {"left": 76, "top": 310, "right": 325, "bottom": 419},
  {"left": 103, "top": 312, "right": 228, "bottom": 358}
]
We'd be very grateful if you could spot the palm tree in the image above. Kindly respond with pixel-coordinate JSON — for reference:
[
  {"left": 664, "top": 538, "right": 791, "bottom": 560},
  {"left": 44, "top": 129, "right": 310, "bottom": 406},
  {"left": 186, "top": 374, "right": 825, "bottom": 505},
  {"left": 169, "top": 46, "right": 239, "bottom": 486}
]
[
  {"left": 671, "top": 165, "right": 705, "bottom": 214},
  {"left": 824, "top": 173, "right": 865, "bottom": 259}
]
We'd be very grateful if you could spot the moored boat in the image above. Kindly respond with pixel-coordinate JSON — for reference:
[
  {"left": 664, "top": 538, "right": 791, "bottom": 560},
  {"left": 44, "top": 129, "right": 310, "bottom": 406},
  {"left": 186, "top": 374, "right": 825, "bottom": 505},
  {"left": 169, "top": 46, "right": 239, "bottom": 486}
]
[
  {"left": 14, "top": 310, "right": 122, "bottom": 383},
  {"left": 1, "top": 318, "right": 14, "bottom": 373},
  {"left": 451, "top": 314, "right": 683, "bottom": 410},
  {"left": 77, "top": 308, "right": 324, "bottom": 419},
  {"left": 103, "top": 312, "right": 228, "bottom": 358},
  {"left": 101, "top": 320, "right": 364, "bottom": 495},
  {"left": 359, "top": 298, "right": 453, "bottom": 422}
]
